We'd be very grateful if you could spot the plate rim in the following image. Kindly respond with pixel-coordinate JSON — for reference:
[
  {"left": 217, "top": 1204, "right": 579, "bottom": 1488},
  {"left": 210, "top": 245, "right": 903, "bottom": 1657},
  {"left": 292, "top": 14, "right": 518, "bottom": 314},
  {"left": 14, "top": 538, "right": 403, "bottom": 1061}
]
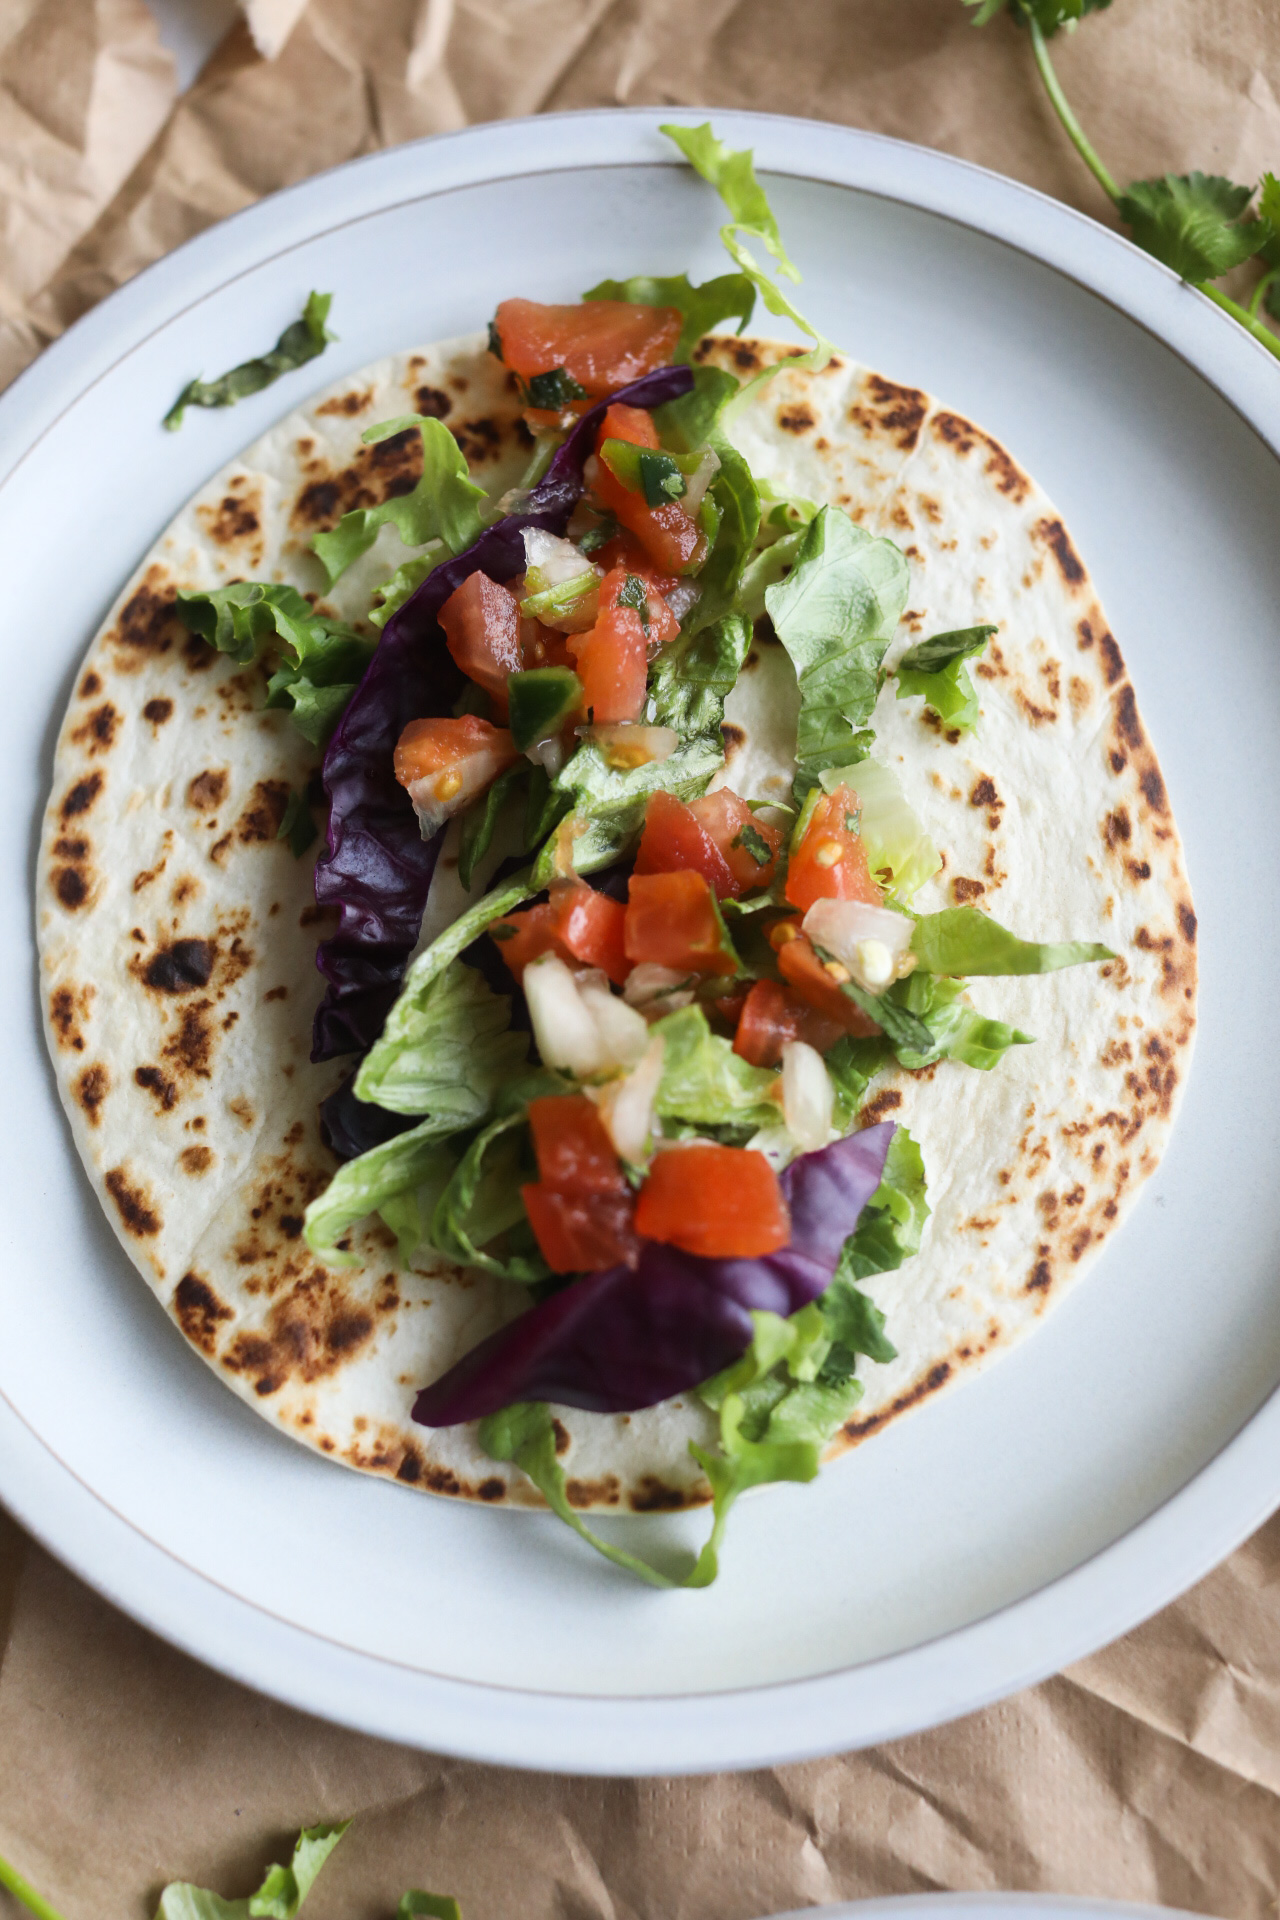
[{"left": 5, "top": 105, "right": 1279, "bottom": 1774}]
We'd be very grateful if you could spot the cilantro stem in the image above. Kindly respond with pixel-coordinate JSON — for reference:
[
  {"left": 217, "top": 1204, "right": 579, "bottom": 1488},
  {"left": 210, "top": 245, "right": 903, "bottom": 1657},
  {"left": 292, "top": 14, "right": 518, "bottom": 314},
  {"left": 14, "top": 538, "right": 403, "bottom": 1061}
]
[
  {"left": 1197, "top": 283, "right": 1280, "bottom": 362},
  {"left": 1248, "top": 267, "right": 1279, "bottom": 319},
  {"left": 1024, "top": 12, "right": 1121, "bottom": 204},
  {"left": 0, "top": 1853, "right": 66, "bottom": 1920}
]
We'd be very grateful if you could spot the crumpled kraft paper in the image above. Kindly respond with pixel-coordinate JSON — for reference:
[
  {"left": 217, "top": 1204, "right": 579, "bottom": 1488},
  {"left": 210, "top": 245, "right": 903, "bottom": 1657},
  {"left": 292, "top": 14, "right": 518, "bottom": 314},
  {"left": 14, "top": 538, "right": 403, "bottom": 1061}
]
[{"left": 4, "top": 0, "right": 1280, "bottom": 1914}]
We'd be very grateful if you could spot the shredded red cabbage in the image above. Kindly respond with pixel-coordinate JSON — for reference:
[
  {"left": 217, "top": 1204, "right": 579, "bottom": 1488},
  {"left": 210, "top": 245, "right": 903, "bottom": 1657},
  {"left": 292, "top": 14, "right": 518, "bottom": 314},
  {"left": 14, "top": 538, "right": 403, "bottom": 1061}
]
[
  {"left": 412, "top": 1124, "right": 896, "bottom": 1424},
  {"left": 311, "top": 363, "right": 695, "bottom": 1060}
]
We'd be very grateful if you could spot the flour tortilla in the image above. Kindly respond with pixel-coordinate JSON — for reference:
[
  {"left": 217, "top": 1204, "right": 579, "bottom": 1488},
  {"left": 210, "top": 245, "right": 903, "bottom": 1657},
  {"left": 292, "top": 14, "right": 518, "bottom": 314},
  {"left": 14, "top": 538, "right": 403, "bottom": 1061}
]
[{"left": 37, "top": 333, "right": 1196, "bottom": 1513}]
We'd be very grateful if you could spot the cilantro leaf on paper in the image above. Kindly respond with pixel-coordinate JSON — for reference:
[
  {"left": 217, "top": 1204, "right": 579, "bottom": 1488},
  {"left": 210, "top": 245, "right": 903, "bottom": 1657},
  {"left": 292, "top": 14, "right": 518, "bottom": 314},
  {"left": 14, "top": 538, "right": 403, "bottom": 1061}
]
[
  {"left": 154, "top": 1821, "right": 349, "bottom": 1920},
  {"left": 964, "top": 0, "right": 1111, "bottom": 31},
  {"left": 895, "top": 624, "right": 996, "bottom": 732},
  {"left": 163, "top": 292, "right": 333, "bottom": 431},
  {"left": 399, "top": 1897, "right": 463, "bottom": 1920},
  {"left": 312, "top": 415, "right": 487, "bottom": 587},
  {"left": 1115, "top": 172, "right": 1267, "bottom": 282}
]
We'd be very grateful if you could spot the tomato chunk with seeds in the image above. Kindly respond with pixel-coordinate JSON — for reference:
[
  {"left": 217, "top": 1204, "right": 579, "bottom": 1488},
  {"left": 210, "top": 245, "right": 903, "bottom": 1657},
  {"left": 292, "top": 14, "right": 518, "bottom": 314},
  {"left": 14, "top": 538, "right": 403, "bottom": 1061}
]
[
  {"left": 634, "top": 790, "right": 736, "bottom": 897},
  {"left": 493, "top": 299, "right": 682, "bottom": 398},
  {"left": 774, "top": 928, "right": 881, "bottom": 1037},
  {"left": 439, "top": 572, "right": 522, "bottom": 708},
  {"left": 689, "top": 790, "right": 782, "bottom": 894},
  {"left": 785, "top": 784, "right": 882, "bottom": 915},
  {"left": 635, "top": 1146, "right": 790, "bottom": 1257},
  {"left": 624, "top": 870, "right": 737, "bottom": 976},
  {"left": 490, "top": 882, "right": 629, "bottom": 986},
  {"left": 733, "top": 978, "right": 847, "bottom": 1069},
  {"left": 521, "top": 1187, "right": 641, "bottom": 1274},
  {"left": 528, "top": 1094, "right": 627, "bottom": 1193},
  {"left": 393, "top": 715, "right": 518, "bottom": 838},
  {"left": 523, "top": 1093, "right": 639, "bottom": 1273},
  {"left": 566, "top": 564, "right": 652, "bottom": 724}
]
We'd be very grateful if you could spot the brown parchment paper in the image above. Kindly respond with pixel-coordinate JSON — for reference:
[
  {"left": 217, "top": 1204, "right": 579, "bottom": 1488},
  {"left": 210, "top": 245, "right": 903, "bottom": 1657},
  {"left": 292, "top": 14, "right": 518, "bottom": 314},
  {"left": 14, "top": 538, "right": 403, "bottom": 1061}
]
[{"left": 4, "top": 0, "right": 1280, "bottom": 1913}]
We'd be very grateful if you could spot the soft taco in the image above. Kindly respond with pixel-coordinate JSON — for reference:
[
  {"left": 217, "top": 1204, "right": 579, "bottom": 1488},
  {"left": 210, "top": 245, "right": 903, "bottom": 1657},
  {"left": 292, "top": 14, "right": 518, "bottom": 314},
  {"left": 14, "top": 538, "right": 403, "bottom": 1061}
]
[{"left": 37, "top": 126, "right": 1195, "bottom": 1587}]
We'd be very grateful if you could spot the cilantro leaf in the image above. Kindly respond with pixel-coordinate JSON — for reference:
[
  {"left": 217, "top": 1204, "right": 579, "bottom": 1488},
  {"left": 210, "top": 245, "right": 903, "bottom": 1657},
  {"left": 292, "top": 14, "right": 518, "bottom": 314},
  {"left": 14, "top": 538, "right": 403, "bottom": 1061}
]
[
  {"left": 163, "top": 292, "right": 333, "bottom": 430},
  {"left": 519, "top": 367, "right": 587, "bottom": 409},
  {"left": 1116, "top": 172, "right": 1266, "bottom": 282},
  {"left": 965, "top": 0, "right": 1111, "bottom": 30}
]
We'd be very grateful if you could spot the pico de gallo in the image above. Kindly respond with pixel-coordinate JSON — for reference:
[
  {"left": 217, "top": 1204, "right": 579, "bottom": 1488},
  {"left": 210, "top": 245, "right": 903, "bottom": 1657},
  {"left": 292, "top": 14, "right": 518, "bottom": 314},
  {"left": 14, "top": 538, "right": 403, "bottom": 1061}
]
[{"left": 175, "top": 123, "right": 1114, "bottom": 1588}]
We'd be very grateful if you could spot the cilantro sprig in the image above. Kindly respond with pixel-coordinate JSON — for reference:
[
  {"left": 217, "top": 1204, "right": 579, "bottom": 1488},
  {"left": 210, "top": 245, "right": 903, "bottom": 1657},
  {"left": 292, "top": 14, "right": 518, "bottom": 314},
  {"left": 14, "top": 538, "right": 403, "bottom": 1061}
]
[{"left": 966, "top": 1, "right": 1280, "bottom": 363}]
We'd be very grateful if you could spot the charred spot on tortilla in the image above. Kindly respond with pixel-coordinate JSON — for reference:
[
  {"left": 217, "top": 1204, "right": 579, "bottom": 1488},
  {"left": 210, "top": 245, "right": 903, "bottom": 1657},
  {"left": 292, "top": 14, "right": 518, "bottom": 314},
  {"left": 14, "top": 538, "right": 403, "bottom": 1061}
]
[
  {"left": 70, "top": 702, "right": 120, "bottom": 756},
  {"left": 414, "top": 385, "right": 452, "bottom": 419},
  {"left": 236, "top": 779, "right": 290, "bottom": 843},
  {"left": 105, "top": 1165, "right": 161, "bottom": 1238},
  {"left": 108, "top": 566, "right": 184, "bottom": 664},
  {"left": 53, "top": 865, "right": 89, "bottom": 909},
  {"left": 61, "top": 772, "right": 103, "bottom": 821},
  {"left": 49, "top": 984, "right": 92, "bottom": 1051},
  {"left": 79, "top": 671, "right": 102, "bottom": 698},
  {"left": 143, "top": 698, "right": 174, "bottom": 727},
  {"left": 777, "top": 404, "right": 816, "bottom": 434},
  {"left": 721, "top": 723, "right": 746, "bottom": 761},
  {"left": 135, "top": 1064, "right": 179, "bottom": 1111},
  {"left": 1032, "top": 515, "right": 1086, "bottom": 588},
  {"left": 315, "top": 387, "right": 374, "bottom": 417},
  {"left": 291, "top": 426, "right": 424, "bottom": 532},
  {"left": 138, "top": 938, "right": 215, "bottom": 993},
  {"left": 174, "top": 1271, "right": 232, "bottom": 1353},
  {"left": 179, "top": 1145, "right": 214, "bottom": 1176},
  {"left": 74, "top": 1063, "right": 109, "bottom": 1125}
]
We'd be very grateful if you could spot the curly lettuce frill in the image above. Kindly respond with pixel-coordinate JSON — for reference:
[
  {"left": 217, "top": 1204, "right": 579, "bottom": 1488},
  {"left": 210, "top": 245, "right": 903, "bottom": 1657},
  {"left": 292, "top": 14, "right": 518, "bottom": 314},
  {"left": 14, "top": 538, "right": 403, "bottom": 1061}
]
[
  {"left": 310, "top": 362, "right": 696, "bottom": 1060},
  {"left": 412, "top": 1122, "right": 896, "bottom": 1424}
]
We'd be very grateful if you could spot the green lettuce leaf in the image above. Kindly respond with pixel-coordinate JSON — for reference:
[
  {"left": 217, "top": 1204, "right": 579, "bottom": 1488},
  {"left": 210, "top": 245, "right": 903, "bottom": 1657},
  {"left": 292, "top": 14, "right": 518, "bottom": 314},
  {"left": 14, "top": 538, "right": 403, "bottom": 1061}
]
[
  {"left": 647, "top": 611, "right": 752, "bottom": 737},
  {"left": 660, "top": 123, "right": 834, "bottom": 401},
  {"left": 398, "top": 1897, "right": 462, "bottom": 1920},
  {"left": 313, "top": 415, "right": 488, "bottom": 586},
  {"left": 531, "top": 734, "right": 725, "bottom": 885},
  {"left": 910, "top": 906, "right": 1114, "bottom": 976},
  {"left": 276, "top": 788, "right": 318, "bottom": 858},
  {"left": 820, "top": 757, "right": 940, "bottom": 902},
  {"left": 653, "top": 364, "right": 740, "bottom": 452},
  {"left": 824, "top": 1033, "right": 896, "bottom": 1131},
  {"left": 304, "top": 1122, "right": 458, "bottom": 1267},
  {"left": 894, "top": 624, "right": 996, "bottom": 732},
  {"left": 354, "top": 956, "right": 529, "bottom": 1116},
  {"left": 155, "top": 1822, "right": 349, "bottom": 1920},
  {"left": 1117, "top": 172, "right": 1266, "bottom": 282},
  {"left": 688, "top": 441, "right": 762, "bottom": 633},
  {"left": 174, "top": 581, "right": 374, "bottom": 747},
  {"left": 429, "top": 1112, "right": 548, "bottom": 1282},
  {"left": 652, "top": 1005, "right": 778, "bottom": 1130},
  {"left": 765, "top": 506, "right": 909, "bottom": 788},
  {"left": 964, "top": 0, "right": 1111, "bottom": 30},
  {"left": 163, "top": 291, "right": 333, "bottom": 431},
  {"left": 583, "top": 272, "right": 756, "bottom": 362},
  {"left": 837, "top": 1125, "right": 928, "bottom": 1285},
  {"left": 886, "top": 972, "right": 1035, "bottom": 1072},
  {"left": 363, "top": 877, "right": 536, "bottom": 1066},
  {"left": 458, "top": 763, "right": 528, "bottom": 891}
]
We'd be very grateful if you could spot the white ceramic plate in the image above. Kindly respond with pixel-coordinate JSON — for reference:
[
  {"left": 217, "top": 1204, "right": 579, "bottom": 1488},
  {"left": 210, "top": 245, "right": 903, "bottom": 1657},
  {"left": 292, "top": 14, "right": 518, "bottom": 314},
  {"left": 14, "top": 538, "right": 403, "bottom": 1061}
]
[{"left": 4, "top": 109, "right": 1280, "bottom": 1776}]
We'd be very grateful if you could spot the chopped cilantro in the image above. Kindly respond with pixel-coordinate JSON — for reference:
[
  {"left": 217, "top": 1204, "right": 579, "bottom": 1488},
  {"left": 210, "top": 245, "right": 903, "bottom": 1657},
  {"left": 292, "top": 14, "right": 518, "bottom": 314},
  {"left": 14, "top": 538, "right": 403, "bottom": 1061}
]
[
  {"left": 617, "top": 573, "right": 651, "bottom": 634},
  {"left": 731, "top": 821, "right": 774, "bottom": 867}
]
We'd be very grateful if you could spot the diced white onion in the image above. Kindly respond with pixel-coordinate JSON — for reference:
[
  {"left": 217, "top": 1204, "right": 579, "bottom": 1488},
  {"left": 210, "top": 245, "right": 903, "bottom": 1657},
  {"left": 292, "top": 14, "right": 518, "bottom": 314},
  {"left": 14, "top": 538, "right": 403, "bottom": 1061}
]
[
  {"left": 623, "top": 964, "right": 697, "bottom": 1011},
  {"left": 578, "top": 980, "right": 650, "bottom": 1069},
  {"left": 781, "top": 1040, "right": 834, "bottom": 1153},
  {"left": 528, "top": 736, "right": 565, "bottom": 777},
  {"left": 680, "top": 446, "right": 721, "bottom": 516},
  {"left": 522, "top": 527, "right": 593, "bottom": 589},
  {"left": 663, "top": 580, "right": 702, "bottom": 624},
  {"left": 802, "top": 898, "right": 915, "bottom": 995},
  {"left": 591, "top": 1035, "right": 666, "bottom": 1162},
  {"left": 524, "top": 954, "right": 606, "bottom": 1078}
]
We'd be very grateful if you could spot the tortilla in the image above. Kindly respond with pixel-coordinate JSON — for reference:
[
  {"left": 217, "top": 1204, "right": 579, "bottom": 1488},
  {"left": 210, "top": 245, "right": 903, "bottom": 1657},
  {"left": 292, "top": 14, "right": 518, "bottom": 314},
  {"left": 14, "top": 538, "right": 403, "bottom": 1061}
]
[{"left": 37, "top": 332, "right": 1196, "bottom": 1513}]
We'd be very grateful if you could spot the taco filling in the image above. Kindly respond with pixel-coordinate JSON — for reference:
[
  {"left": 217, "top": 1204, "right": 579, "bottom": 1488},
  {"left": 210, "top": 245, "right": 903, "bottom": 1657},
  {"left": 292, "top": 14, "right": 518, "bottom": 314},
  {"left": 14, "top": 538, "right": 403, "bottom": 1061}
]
[{"left": 38, "top": 125, "right": 1195, "bottom": 1588}]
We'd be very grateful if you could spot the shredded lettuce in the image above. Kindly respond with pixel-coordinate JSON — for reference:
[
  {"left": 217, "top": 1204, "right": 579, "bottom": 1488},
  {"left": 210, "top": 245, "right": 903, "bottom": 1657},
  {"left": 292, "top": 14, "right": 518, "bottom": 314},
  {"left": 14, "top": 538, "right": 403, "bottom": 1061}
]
[
  {"left": 895, "top": 624, "right": 997, "bottom": 732},
  {"left": 429, "top": 1111, "right": 548, "bottom": 1283},
  {"left": 821, "top": 757, "right": 941, "bottom": 902},
  {"left": 353, "top": 955, "right": 529, "bottom": 1116},
  {"left": 661, "top": 123, "right": 834, "bottom": 404},
  {"left": 312, "top": 415, "right": 488, "bottom": 587},
  {"left": 174, "top": 581, "right": 374, "bottom": 748},
  {"left": 303, "top": 1121, "right": 457, "bottom": 1266},
  {"left": 887, "top": 973, "right": 1035, "bottom": 1072},
  {"left": 765, "top": 507, "right": 909, "bottom": 793},
  {"left": 155, "top": 1821, "right": 349, "bottom": 1919},
  {"left": 530, "top": 734, "right": 726, "bottom": 885},
  {"left": 583, "top": 272, "right": 756, "bottom": 362},
  {"left": 369, "top": 546, "right": 446, "bottom": 629},
  {"left": 653, "top": 364, "right": 739, "bottom": 451},
  {"left": 652, "top": 1005, "right": 777, "bottom": 1131},
  {"left": 836, "top": 1125, "right": 929, "bottom": 1285},
  {"left": 647, "top": 611, "right": 752, "bottom": 736},
  {"left": 911, "top": 906, "right": 1114, "bottom": 976},
  {"left": 163, "top": 291, "right": 333, "bottom": 431},
  {"left": 458, "top": 762, "right": 528, "bottom": 890}
]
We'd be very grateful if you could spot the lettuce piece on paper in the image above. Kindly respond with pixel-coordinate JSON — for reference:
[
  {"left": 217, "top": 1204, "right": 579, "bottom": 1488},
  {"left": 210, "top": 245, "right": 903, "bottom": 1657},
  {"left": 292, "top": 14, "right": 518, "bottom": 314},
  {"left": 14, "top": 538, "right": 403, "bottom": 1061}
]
[{"left": 155, "top": 1821, "right": 349, "bottom": 1920}]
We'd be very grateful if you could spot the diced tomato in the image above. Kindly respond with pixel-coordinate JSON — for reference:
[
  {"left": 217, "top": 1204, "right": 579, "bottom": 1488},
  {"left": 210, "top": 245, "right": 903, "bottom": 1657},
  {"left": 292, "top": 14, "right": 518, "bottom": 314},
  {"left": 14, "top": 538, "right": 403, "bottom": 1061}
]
[
  {"left": 596, "top": 402, "right": 660, "bottom": 451},
  {"left": 712, "top": 982, "right": 752, "bottom": 1026},
  {"left": 528, "top": 1094, "right": 626, "bottom": 1193},
  {"left": 774, "top": 928, "right": 881, "bottom": 1037},
  {"left": 439, "top": 573, "right": 522, "bottom": 708},
  {"left": 490, "top": 881, "right": 629, "bottom": 986},
  {"left": 624, "top": 870, "right": 737, "bottom": 976},
  {"left": 393, "top": 715, "right": 518, "bottom": 836},
  {"left": 785, "top": 784, "right": 882, "bottom": 915},
  {"left": 635, "top": 1146, "right": 791, "bottom": 1257},
  {"left": 519, "top": 620, "right": 578, "bottom": 672},
  {"left": 733, "top": 978, "right": 847, "bottom": 1069},
  {"left": 493, "top": 299, "right": 682, "bottom": 398},
  {"left": 566, "top": 564, "right": 652, "bottom": 724},
  {"left": 591, "top": 533, "right": 681, "bottom": 600},
  {"left": 523, "top": 1093, "right": 638, "bottom": 1273},
  {"left": 522, "top": 1186, "right": 640, "bottom": 1273},
  {"left": 634, "top": 790, "right": 736, "bottom": 896},
  {"left": 689, "top": 790, "right": 782, "bottom": 894},
  {"left": 592, "top": 457, "right": 703, "bottom": 577}
]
